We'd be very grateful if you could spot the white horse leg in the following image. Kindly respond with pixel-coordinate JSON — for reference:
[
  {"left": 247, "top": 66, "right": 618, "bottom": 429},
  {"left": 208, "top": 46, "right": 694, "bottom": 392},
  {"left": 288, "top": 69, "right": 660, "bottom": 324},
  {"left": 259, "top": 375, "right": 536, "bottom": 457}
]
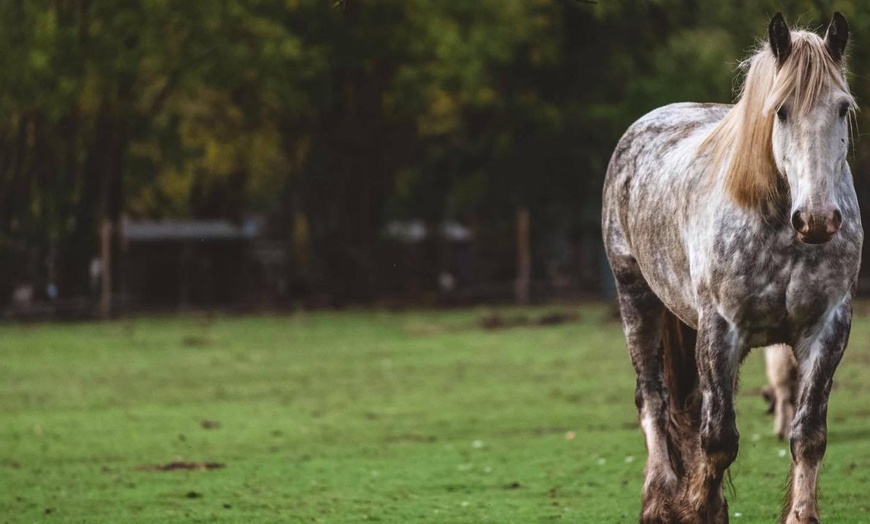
[{"left": 764, "top": 344, "right": 797, "bottom": 440}]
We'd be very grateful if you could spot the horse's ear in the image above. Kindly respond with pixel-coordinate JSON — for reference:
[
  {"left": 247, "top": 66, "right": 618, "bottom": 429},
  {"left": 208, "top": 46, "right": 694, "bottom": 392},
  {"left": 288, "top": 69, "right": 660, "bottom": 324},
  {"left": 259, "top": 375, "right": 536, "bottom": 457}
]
[
  {"left": 769, "top": 13, "right": 791, "bottom": 65},
  {"left": 824, "top": 12, "right": 848, "bottom": 62}
]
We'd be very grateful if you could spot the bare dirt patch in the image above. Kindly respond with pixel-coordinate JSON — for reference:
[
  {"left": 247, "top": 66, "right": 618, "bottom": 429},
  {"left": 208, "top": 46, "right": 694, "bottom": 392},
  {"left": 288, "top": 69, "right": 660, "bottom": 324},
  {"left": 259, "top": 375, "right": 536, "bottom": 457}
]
[
  {"left": 138, "top": 461, "right": 225, "bottom": 472},
  {"left": 200, "top": 420, "right": 222, "bottom": 430},
  {"left": 479, "top": 311, "right": 579, "bottom": 330}
]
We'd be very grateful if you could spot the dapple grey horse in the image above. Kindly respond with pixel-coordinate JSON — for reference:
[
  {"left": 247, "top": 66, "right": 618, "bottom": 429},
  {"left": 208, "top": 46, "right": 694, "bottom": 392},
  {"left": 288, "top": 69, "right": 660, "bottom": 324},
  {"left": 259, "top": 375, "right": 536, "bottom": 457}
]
[{"left": 602, "top": 13, "right": 861, "bottom": 523}]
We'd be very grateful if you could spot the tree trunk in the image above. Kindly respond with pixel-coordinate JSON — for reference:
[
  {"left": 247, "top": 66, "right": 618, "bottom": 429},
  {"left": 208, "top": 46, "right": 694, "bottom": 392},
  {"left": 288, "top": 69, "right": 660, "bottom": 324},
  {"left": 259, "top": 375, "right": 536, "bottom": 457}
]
[
  {"left": 99, "top": 219, "right": 112, "bottom": 319},
  {"left": 515, "top": 207, "right": 531, "bottom": 305}
]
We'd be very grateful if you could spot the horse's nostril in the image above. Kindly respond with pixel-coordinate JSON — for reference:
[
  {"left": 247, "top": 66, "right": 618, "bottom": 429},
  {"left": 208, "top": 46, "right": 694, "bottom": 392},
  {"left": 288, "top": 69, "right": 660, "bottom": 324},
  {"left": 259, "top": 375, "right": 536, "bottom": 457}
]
[
  {"left": 794, "top": 208, "right": 841, "bottom": 243},
  {"left": 791, "top": 210, "right": 805, "bottom": 232}
]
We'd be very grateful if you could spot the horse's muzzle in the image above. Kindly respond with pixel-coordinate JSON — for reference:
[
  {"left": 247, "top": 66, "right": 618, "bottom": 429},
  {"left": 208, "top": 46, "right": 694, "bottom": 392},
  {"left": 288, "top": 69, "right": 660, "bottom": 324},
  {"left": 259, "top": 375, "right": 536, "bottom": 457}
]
[{"left": 792, "top": 208, "right": 842, "bottom": 244}]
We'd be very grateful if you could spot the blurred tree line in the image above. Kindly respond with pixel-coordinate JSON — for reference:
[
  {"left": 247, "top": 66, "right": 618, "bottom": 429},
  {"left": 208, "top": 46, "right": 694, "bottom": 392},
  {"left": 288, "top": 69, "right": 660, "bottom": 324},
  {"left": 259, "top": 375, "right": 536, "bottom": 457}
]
[{"left": 0, "top": 0, "right": 866, "bottom": 306}]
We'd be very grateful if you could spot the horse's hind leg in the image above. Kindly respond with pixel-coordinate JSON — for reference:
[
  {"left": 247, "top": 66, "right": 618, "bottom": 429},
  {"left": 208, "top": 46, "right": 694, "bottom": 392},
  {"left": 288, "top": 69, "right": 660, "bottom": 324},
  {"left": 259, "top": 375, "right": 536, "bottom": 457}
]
[
  {"left": 610, "top": 256, "right": 676, "bottom": 522},
  {"left": 764, "top": 344, "right": 797, "bottom": 440}
]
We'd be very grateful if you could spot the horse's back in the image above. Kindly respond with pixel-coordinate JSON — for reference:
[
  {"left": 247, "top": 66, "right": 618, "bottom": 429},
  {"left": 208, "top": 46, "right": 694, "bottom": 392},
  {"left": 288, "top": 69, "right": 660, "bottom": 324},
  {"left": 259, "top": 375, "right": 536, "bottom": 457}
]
[
  {"left": 603, "top": 102, "right": 730, "bottom": 244},
  {"left": 605, "top": 102, "right": 729, "bottom": 195},
  {"left": 602, "top": 102, "right": 730, "bottom": 325}
]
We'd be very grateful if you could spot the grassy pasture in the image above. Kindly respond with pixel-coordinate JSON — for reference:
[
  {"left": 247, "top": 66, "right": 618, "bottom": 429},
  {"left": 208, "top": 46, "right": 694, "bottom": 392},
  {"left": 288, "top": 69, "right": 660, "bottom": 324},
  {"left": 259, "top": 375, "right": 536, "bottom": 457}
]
[{"left": 2, "top": 305, "right": 870, "bottom": 523}]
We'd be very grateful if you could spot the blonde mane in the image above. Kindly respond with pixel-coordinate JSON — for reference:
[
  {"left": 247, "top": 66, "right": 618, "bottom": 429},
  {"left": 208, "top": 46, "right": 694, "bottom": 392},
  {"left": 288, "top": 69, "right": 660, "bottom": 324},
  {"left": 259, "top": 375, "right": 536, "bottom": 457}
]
[{"left": 700, "top": 31, "right": 854, "bottom": 208}]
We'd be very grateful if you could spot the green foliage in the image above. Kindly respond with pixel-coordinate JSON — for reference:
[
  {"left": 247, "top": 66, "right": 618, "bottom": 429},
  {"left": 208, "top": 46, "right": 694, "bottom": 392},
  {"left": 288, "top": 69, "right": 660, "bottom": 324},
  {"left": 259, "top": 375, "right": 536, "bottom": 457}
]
[
  {"left": 3, "top": 1, "right": 870, "bottom": 299},
  {"left": 4, "top": 307, "right": 870, "bottom": 520}
]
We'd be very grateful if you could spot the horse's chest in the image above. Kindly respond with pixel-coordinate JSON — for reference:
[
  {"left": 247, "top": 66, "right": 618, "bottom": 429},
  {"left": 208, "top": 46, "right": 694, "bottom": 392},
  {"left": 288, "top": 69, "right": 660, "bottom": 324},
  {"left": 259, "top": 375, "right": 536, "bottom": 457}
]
[
  {"left": 715, "top": 257, "right": 848, "bottom": 344},
  {"left": 718, "top": 269, "right": 791, "bottom": 332}
]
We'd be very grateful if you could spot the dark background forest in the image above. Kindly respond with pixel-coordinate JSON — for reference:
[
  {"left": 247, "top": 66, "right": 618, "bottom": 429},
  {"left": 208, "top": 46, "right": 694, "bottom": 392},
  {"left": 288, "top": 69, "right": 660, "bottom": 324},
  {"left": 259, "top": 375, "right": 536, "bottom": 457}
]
[{"left": 1, "top": 0, "right": 867, "bottom": 316}]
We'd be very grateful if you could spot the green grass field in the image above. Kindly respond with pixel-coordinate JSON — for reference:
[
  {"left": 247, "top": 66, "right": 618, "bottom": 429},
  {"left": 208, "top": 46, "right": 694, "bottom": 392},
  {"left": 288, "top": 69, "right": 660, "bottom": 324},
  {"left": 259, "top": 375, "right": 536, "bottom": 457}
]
[{"left": 2, "top": 304, "right": 870, "bottom": 523}]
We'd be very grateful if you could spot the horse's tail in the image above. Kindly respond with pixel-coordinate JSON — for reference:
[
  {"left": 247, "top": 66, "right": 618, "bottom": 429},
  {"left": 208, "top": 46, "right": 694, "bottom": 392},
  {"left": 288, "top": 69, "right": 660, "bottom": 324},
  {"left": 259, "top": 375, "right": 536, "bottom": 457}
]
[{"left": 660, "top": 309, "right": 701, "bottom": 478}]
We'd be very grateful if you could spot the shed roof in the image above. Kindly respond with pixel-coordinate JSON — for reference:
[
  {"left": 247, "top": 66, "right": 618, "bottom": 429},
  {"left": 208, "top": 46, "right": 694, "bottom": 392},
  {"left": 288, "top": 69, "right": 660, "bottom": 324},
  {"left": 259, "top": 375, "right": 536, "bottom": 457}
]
[
  {"left": 383, "top": 220, "right": 473, "bottom": 243},
  {"left": 123, "top": 220, "right": 250, "bottom": 242}
]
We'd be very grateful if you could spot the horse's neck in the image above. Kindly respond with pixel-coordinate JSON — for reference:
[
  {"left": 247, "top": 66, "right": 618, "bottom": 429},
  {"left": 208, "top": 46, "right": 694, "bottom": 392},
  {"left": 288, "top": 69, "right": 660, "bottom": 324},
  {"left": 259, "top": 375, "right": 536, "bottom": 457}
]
[{"left": 700, "top": 152, "right": 791, "bottom": 227}]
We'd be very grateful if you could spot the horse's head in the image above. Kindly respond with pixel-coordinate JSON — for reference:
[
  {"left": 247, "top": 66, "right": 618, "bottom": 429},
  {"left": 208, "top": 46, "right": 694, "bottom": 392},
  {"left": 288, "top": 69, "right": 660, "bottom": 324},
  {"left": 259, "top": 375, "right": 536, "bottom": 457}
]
[{"left": 768, "top": 13, "right": 853, "bottom": 244}]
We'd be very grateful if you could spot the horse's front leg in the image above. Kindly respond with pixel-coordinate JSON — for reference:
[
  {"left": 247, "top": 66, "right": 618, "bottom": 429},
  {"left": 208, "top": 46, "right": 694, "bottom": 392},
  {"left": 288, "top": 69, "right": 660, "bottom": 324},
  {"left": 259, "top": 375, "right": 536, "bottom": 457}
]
[
  {"left": 783, "top": 302, "right": 851, "bottom": 524},
  {"left": 685, "top": 310, "right": 741, "bottom": 523}
]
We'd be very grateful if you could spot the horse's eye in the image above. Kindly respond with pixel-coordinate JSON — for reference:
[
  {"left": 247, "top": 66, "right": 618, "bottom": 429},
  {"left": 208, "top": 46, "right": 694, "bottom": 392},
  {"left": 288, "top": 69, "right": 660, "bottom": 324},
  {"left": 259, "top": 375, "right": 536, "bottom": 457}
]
[
  {"left": 776, "top": 107, "right": 787, "bottom": 122},
  {"left": 839, "top": 102, "right": 850, "bottom": 119}
]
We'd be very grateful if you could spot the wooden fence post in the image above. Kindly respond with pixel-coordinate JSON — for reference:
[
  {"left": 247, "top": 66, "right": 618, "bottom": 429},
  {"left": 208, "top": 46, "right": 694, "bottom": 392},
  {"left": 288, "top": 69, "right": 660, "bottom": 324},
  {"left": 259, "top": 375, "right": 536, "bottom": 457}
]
[
  {"left": 100, "top": 219, "right": 112, "bottom": 319},
  {"left": 516, "top": 207, "right": 530, "bottom": 305}
]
